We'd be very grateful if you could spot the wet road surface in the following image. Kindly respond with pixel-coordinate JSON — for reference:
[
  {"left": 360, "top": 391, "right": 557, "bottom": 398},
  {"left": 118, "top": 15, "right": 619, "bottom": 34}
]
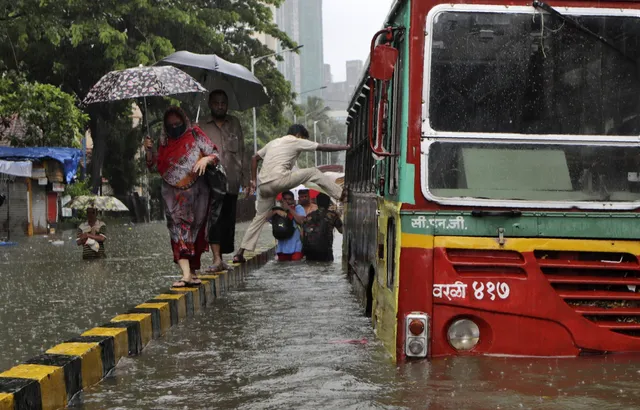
[
  {"left": 0, "top": 220, "right": 274, "bottom": 371},
  {"left": 5, "top": 224, "right": 640, "bottom": 409},
  {"left": 76, "top": 237, "right": 640, "bottom": 410}
]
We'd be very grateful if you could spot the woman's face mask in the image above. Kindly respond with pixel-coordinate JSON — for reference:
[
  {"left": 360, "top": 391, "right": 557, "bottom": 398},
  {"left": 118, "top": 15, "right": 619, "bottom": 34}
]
[{"left": 166, "top": 120, "right": 186, "bottom": 138}]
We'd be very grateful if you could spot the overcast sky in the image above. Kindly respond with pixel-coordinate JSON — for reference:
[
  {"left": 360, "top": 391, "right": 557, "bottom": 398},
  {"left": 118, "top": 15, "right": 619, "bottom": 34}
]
[{"left": 322, "top": 0, "right": 394, "bottom": 82}]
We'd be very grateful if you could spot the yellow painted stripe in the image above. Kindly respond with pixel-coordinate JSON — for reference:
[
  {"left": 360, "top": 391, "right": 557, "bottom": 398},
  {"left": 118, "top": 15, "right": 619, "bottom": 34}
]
[
  {"left": 170, "top": 287, "right": 201, "bottom": 312},
  {"left": 0, "top": 393, "right": 13, "bottom": 410},
  {"left": 401, "top": 233, "right": 434, "bottom": 249},
  {"left": 46, "top": 343, "right": 102, "bottom": 388},
  {"left": 82, "top": 327, "right": 128, "bottom": 364},
  {"left": 111, "top": 313, "right": 152, "bottom": 347},
  {"left": 435, "top": 236, "right": 640, "bottom": 254},
  {"left": 399, "top": 234, "right": 640, "bottom": 255},
  {"left": 136, "top": 302, "right": 171, "bottom": 335},
  {"left": 157, "top": 294, "right": 188, "bottom": 320},
  {"left": 0, "top": 364, "right": 66, "bottom": 410}
]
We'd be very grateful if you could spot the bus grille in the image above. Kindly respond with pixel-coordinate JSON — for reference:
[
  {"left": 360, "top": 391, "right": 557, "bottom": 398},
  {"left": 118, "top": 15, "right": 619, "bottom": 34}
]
[
  {"left": 535, "top": 250, "right": 640, "bottom": 337},
  {"left": 446, "top": 249, "right": 527, "bottom": 277}
]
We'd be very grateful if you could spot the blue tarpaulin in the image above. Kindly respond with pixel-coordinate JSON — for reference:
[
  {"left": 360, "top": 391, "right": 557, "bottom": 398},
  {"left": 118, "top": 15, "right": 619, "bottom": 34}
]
[{"left": 0, "top": 147, "right": 82, "bottom": 183}]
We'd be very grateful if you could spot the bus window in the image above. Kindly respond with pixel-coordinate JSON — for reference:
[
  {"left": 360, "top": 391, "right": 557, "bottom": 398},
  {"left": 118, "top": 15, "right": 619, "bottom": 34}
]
[
  {"left": 388, "top": 40, "right": 404, "bottom": 195},
  {"left": 427, "top": 142, "right": 640, "bottom": 203},
  {"left": 428, "top": 10, "right": 640, "bottom": 136}
]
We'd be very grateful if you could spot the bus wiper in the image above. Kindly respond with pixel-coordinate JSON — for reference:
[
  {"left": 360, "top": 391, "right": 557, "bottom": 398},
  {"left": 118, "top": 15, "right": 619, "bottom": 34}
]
[
  {"left": 471, "top": 210, "right": 522, "bottom": 218},
  {"left": 532, "top": 0, "right": 638, "bottom": 65}
]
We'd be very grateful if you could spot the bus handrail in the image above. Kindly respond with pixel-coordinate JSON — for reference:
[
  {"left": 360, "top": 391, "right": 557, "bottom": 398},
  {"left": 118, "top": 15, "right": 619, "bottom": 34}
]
[{"left": 368, "top": 27, "right": 400, "bottom": 158}]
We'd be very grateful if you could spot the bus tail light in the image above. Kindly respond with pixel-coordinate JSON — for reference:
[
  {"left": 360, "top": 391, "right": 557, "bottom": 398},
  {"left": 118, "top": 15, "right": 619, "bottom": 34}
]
[{"left": 405, "top": 313, "right": 429, "bottom": 358}]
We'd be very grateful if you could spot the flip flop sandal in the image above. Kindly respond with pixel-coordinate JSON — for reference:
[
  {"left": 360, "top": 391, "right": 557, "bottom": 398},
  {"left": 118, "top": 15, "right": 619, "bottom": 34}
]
[
  {"left": 232, "top": 254, "right": 246, "bottom": 263},
  {"left": 173, "top": 279, "right": 201, "bottom": 287},
  {"left": 205, "top": 263, "right": 225, "bottom": 273},
  {"left": 172, "top": 280, "right": 190, "bottom": 288}
]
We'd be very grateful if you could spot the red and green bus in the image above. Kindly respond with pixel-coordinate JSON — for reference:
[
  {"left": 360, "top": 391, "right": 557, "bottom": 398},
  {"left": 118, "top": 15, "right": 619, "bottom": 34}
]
[{"left": 344, "top": 0, "right": 640, "bottom": 361}]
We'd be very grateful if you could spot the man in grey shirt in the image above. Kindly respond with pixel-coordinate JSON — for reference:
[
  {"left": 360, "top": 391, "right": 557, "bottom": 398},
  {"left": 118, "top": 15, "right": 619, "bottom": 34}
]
[{"left": 199, "top": 90, "right": 247, "bottom": 272}]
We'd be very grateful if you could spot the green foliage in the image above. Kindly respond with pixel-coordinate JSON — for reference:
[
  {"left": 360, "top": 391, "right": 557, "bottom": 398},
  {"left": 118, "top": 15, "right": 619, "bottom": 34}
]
[
  {"left": 0, "top": 0, "right": 297, "bottom": 191},
  {"left": 0, "top": 73, "right": 88, "bottom": 147},
  {"left": 64, "top": 177, "right": 92, "bottom": 198},
  {"left": 102, "top": 118, "right": 145, "bottom": 196}
]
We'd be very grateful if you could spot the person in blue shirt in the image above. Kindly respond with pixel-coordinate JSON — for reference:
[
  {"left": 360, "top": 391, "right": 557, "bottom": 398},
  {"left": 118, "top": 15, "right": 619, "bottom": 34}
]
[{"left": 268, "top": 190, "right": 306, "bottom": 261}]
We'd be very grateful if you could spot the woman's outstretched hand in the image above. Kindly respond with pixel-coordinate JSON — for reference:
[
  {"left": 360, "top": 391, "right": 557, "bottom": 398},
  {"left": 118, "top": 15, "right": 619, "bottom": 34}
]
[{"left": 193, "top": 155, "right": 219, "bottom": 176}]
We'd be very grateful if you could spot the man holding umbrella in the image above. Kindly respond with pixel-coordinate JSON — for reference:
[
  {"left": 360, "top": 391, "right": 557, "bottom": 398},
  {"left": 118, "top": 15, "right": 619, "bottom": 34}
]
[{"left": 199, "top": 89, "right": 247, "bottom": 272}]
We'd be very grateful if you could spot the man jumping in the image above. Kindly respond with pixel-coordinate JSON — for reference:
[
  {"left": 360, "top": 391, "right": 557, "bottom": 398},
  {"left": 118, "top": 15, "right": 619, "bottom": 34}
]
[{"left": 232, "top": 124, "right": 349, "bottom": 263}]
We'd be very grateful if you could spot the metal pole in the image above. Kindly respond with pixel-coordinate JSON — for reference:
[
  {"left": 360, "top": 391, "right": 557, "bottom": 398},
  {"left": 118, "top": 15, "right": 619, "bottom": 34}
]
[
  {"left": 250, "top": 46, "right": 302, "bottom": 155},
  {"left": 251, "top": 58, "right": 258, "bottom": 155},
  {"left": 314, "top": 121, "right": 318, "bottom": 166}
]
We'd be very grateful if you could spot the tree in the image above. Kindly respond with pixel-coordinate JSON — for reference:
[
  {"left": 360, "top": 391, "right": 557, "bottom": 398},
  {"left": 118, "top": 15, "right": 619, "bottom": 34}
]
[
  {"left": 0, "top": 73, "right": 88, "bottom": 147},
  {"left": 0, "top": 0, "right": 297, "bottom": 192},
  {"left": 294, "top": 96, "right": 347, "bottom": 168}
]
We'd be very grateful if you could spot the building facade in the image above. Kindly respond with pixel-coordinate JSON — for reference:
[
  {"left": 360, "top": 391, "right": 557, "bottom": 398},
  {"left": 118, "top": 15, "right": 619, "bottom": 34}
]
[{"left": 275, "top": 0, "right": 325, "bottom": 101}]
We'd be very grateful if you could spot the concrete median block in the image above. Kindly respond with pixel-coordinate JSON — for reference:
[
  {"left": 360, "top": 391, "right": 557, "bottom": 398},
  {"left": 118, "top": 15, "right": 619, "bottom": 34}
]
[
  {"left": 111, "top": 314, "right": 152, "bottom": 349},
  {"left": 81, "top": 327, "right": 128, "bottom": 365},
  {"left": 170, "top": 287, "right": 201, "bottom": 313},
  {"left": 199, "top": 280, "right": 213, "bottom": 306},
  {"left": 0, "top": 392, "right": 13, "bottom": 410},
  {"left": 46, "top": 342, "right": 104, "bottom": 389},
  {"left": 0, "top": 364, "right": 66, "bottom": 410},
  {"left": 198, "top": 275, "right": 221, "bottom": 299},
  {"left": 130, "top": 303, "right": 171, "bottom": 337},
  {"left": 23, "top": 354, "right": 81, "bottom": 405},
  {"left": 148, "top": 296, "right": 181, "bottom": 326}
]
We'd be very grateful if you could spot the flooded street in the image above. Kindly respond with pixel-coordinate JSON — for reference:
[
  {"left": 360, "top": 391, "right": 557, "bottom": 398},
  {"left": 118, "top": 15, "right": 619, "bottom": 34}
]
[
  {"left": 2, "top": 223, "right": 640, "bottom": 409},
  {"left": 63, "top": 233, "right": 640, "bottom": 410},
  {"left": 0, "top": 220, "right": 274, "bottom": 371}
]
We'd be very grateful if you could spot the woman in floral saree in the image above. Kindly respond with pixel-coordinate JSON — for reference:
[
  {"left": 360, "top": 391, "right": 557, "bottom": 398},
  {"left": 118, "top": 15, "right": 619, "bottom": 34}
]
[{"left": 145, "top": 106, "right": 219, "bottom": 287}]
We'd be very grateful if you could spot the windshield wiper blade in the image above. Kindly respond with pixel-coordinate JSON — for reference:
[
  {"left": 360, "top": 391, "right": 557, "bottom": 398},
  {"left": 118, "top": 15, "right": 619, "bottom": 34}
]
[
  {"left": 532, "top": 0, "right": 637, "bottom": 65},
  {"left": 471, "top": 210, "right": 522, "bottom": 218}
]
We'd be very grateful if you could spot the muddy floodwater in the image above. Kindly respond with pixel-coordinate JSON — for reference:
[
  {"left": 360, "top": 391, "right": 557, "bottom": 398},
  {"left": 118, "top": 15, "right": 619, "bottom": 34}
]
[{"left": 2, "top": 223, "right": 640, "bottom": 409}]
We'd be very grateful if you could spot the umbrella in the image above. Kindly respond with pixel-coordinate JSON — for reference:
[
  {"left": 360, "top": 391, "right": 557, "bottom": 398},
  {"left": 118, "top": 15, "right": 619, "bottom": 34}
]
[
  {"left": 156, "top": 51, "right": 270, "bottom": 112},
  {"left": 66, "top": 195, "right": 129, "bottom": 212},
  {"left": 82, "top": 65, "right": 207, "bottom": 105},
  {"left": 82, "top": 65, "right": 207, "bottom": 135}
]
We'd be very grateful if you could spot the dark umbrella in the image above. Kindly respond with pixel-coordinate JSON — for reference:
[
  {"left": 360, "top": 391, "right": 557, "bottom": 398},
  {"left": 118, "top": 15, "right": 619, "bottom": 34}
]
[
  {"left": 156, "top": 51, "right": 270, "bottom": 112},
  {"left": 83, "top": 65, "right": 207, "bottom": 134}
]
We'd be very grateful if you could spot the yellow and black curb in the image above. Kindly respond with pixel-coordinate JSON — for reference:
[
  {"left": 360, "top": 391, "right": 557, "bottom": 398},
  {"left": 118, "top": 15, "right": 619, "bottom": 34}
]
[{"left": 0, "top": 247, "right": 276, "bottom": 410}]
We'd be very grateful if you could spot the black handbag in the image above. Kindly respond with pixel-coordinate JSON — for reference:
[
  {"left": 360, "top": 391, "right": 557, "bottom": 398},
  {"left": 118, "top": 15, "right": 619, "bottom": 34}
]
[{"left": 205, "top": 163, "right": 228, "bottom": 240}]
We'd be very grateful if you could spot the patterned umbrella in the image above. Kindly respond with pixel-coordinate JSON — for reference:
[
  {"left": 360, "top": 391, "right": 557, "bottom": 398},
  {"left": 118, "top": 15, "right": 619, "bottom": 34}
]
[
  {"left": 66, "top": 195, "right": 129, "bottom": 212},
  {"left": 82, "top": 65, "right": 207, "bottom": 105}
]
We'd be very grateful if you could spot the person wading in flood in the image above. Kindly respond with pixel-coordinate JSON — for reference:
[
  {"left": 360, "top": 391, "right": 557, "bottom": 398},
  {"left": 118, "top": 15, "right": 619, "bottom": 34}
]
[
  {"left": 76, "top": 207, "right": 107, "bottom": 259},
  {"left": 268, "top": 190, "right": 306, "bottom": 262},
  {"left": 232, "top": 124, "right": 350, "bottom": 263},
  {"left": 302, "top": 193, "right": 343, "bottom": 262},
  {"left": 297, "top": 189, "right": 317, "bottom": 215},
  {"left": 199, "top": 89, "right": 247, "bottom": 272}
]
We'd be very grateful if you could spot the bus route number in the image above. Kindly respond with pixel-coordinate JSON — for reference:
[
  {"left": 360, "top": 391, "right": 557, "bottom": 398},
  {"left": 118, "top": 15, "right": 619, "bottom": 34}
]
[{"left": 472, "top": 281, "right": 510, "bottom": 301}]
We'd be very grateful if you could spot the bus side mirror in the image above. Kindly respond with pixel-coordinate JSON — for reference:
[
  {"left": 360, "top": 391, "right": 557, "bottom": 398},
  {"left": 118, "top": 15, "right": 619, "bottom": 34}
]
[{"left": 370, "top": 44, "right": 398, "bottom": 81}]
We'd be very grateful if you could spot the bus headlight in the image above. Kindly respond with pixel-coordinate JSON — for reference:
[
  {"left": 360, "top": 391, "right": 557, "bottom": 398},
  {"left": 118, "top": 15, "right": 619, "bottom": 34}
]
[
  {"left": 447, "top": 319, "right": 480, "bottom": 351},
  {"left": 405, "top": 313, "right": 429, "bottom": 358}
]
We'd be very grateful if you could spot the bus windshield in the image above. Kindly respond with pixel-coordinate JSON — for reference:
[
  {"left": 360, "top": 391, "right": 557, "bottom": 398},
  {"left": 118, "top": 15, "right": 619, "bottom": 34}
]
[
  {"left": 428, "top": 10, "right": 640, "bottom": 135},
  {"left": 428, "top": 142, "right": 640, "bottom": 202}
]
